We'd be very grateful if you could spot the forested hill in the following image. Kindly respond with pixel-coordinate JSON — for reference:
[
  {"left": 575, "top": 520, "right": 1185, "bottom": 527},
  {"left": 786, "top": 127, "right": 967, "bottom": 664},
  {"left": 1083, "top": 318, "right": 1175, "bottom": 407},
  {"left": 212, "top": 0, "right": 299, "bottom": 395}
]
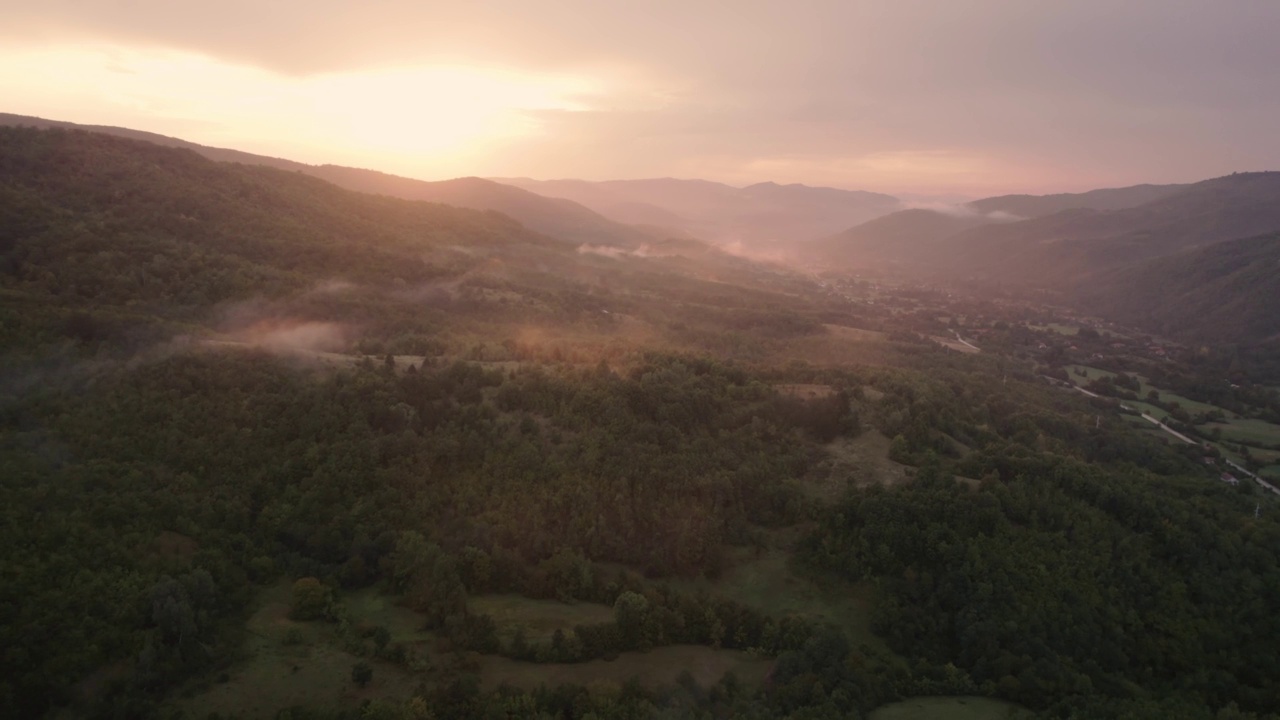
[
  {"left": 805, "top": 181, "right": 1201, "bottom": 278},
  {"left": 801, "top": 208, "right": 998, "bottom": 270},
  {"left": 937, "top": 171, "right": 1280, "bottom": 285},
  {"left": 0, "top": 124, "right": 849, "bottom": 361},
  {"left": 808, "top": 172, "right": 1280, "bottom": 345},
  {"left": 0, "top": 125, "right": 546, "bottom": 346},
  {"left": 495, "top": 176, "right": 903, "bottom": 246},
  {"left": 4, "top": 124, "right": 1280, "bottom": 720},
  {"left": 967, "top": 182, "right": 1186, "bottom": 218},
  {"left": 0, "top": 113, "right": 652, "bottom": 248},
  {"left": 1076, "top": 232, "right": 1280, "bottom": 345}
]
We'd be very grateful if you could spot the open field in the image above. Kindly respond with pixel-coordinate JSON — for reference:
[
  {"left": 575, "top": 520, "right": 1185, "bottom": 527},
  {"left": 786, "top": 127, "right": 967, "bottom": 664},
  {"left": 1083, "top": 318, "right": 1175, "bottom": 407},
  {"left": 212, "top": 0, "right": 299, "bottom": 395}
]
[
  {"left": 1067, "top": 365, "right": 1219, "bottom": 413},
  {"left": 346, "top": 589, "right": 435, "bottom": 643},
  {"left": 170, "top": 583, "right": 426, "bottom": 719},
  {"left": 469, "top": 594, "right": 615, "bottom": 643},
  {"left": 934, "top": 336, "right": 980, "bottom": 354},
  {"left": 825, "top": 430, "right": 913, "bottom": 488},
  {"left": 1029, "top": 323, "right": 1078, "bottom": 336},
  {"left": 666, "top": 546, "right": 887, "bottom": 653},
  {"left": 1201, "top": 418, "right": 1280, "bottom": 448},
  {"left": 480, "top": 644, "right": 772, "bottom": 690},
  {"left": 870, "top": 696, "right": 1034, "bottom": 720},
  {"left": 775, "top": 383, "right": 838, "bottom": 399},
  {"left": 785, "top": 324, "right": 894, "bottom": 367}
]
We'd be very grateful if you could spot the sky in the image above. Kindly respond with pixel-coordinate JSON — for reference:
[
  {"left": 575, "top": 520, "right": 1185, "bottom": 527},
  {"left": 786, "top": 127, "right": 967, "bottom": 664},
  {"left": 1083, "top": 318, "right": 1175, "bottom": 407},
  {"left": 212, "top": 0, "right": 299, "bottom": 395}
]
[{"left": 3, "top": 1, "right": 1278, "bottom": 196}]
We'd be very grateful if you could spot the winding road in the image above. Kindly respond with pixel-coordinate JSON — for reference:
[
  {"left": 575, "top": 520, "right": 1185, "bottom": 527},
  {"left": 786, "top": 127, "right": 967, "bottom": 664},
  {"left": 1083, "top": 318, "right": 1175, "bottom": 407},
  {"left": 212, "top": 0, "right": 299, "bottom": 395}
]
[{"left": 1066, "top": 384, "right": 1280, "bottom": 497}]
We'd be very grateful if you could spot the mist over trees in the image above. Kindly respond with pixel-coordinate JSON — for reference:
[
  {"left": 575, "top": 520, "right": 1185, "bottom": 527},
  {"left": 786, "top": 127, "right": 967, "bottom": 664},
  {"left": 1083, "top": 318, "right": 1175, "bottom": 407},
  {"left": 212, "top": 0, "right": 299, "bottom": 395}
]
[{"left": 2, "top": 125, "right": 1280, "bottom": 720}]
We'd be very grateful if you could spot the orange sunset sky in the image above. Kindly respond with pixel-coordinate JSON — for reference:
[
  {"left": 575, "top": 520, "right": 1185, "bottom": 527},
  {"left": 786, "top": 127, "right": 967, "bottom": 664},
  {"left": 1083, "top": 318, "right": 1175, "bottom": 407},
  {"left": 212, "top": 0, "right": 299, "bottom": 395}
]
[{"left": 3, "top": 1, "right": 1278, "bottom": 196}]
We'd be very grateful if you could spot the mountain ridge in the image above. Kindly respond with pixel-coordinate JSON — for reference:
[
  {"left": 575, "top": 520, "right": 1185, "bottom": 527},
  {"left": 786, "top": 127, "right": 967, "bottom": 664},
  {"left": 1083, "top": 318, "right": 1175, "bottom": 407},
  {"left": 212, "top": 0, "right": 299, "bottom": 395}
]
[
  {"left": 494, "top": 176, "right": 902, "bottom": 246},
  {"left": 0, "top": 113, "right": 653, "bottom": 248}
]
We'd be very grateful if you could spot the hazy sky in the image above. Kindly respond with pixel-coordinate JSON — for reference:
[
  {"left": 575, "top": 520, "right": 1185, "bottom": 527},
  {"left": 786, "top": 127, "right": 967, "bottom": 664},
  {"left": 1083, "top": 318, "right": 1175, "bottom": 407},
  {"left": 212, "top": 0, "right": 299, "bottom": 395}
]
[{"left": 3, "top": 1, "right": 1278, "bottom": 195}]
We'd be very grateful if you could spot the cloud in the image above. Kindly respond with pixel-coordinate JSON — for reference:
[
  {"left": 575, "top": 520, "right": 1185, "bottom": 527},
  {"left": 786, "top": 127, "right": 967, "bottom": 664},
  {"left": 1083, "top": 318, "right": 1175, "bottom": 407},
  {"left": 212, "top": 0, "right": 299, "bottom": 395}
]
[{"left": 3, "top": 1, "right": 1279, "bottom": 193}]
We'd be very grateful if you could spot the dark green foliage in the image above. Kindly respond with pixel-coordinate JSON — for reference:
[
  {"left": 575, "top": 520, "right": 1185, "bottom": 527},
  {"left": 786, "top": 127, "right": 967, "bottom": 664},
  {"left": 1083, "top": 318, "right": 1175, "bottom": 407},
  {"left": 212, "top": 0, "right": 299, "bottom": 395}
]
[
  {"left": 351, "top": 660, "right": 372, "bottom": 688},
  {"left": 4, "top": 124, "right": 1280, "bottom": 720},
  {"left": 290, "top": 578, "right": 331, "bottom": 621},
  {"left": 0, "top": 350, "right": 821, "bottom": 715},
  {"left": 803, "top": 456, "right": 1280, "bottom": 713},
  {"left": 1078, "top": 232, "right": 1280, "bottom": 346}
]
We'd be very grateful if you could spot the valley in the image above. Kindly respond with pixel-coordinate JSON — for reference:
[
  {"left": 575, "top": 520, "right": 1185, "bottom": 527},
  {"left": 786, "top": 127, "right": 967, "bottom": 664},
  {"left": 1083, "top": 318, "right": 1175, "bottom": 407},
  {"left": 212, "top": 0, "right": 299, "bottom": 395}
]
[{"left": 2, "top": 123, "right": 1279, "bottom": 720}]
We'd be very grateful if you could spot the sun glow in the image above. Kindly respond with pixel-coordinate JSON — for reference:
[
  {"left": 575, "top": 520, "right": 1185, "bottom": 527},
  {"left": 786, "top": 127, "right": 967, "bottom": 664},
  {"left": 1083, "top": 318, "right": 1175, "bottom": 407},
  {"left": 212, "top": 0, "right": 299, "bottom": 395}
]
[{"left": 0, "top": 44, "right": 597, "bottom": 177}]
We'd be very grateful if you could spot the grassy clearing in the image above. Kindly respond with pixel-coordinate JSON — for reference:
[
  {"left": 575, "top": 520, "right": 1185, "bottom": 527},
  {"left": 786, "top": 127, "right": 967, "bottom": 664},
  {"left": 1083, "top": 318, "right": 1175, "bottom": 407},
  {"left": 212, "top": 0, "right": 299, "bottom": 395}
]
[
  {"left": 666, "top": 546, "right": 888, "bottom": 654},
  {"left": 479, "top": 644, "right": 772, "bottom": 691},
  {"left": 826, "top": 430, "right": 912, "bottom": 487},
  {"left": 469, "top": 594, "right": 614, "bottom": 643},
  {"left": 346, "top": 588, "right": 434, "bottom": 644},
  {"left": 1148, "top": 390, "right": 1223, "bottom": 416},
  {"left": 933, "top": 336, "right": 980, "bottom": 354},
  {"left": 1066, "top": 364, "right": 1111, "bottom": 386},
  {"left": 170, "top": 583, "right": 425, "bottom": 719},
  {"left": 784, "top": 324, "right": 895, "bottom": 367},
  {"left": 775, "top": 383, "right": 837, "bottom": 399},
  {"left": 807, "top": 430, "right": 912, "bottom": 504},
  {"left": 1029, "top": 323, "right": 1078, "bottom": 336},
  {"left": 1067, "top": 365, "right": 1227, "bottom": 418},
  {"left": 870, "top": 696, "right": 1034, "bottom": 720},
  {"left": 1202, "top": 418, "right": 1280, "bottom": 448}
]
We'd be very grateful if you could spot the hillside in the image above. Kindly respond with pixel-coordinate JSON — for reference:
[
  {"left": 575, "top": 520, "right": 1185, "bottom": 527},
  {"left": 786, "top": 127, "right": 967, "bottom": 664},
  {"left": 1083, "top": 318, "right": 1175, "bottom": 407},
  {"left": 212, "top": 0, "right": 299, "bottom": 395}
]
[
  {"left": 1077, "top": 232, "right": 1280, "bottom": 344},
  {"left": 0, "top": 125, "right": 856, "bottom": 361},
  {"left": 968, "top": 183, "right": 1186, "bottom": 218},
  {"left": 0, "top": 113, "right": 651, "bottom": 248},
  {"left": 802, "top": 209, "right": 999, "bottom": 270},
  {"left": 5, "top": 126, "right": 1280, "bottom": 720},
  {"left": 495, "top": 176, "right": 902, "bottom": 246},
  {"left": 938, "top": 172, "right": 1280, "bottom": 284}
]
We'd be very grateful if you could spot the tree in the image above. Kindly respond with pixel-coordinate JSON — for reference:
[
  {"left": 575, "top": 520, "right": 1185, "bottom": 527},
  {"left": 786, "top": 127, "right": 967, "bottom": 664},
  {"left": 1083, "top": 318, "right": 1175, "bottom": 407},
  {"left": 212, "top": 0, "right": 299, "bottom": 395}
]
[
  {"left": 352, "top": 660, "right": 373, "bottom": 688},
  {"left": 372, "top": 626, "right": 391, "bottom": 655},
  {"left": 615, "top": 591, "right": 650, "bottom": 649},
  {"left": 290, "top": 577, "right": 331, "bottom": 621}
]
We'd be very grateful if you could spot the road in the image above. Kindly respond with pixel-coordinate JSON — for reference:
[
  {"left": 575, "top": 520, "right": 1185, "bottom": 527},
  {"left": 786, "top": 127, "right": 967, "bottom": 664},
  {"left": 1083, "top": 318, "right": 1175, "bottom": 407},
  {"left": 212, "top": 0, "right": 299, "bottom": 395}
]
[
  {"left": 952, "top": 331, "right": 980, "bottom": 352},
  {"left": 1063, "top": 383, "right": 1280, "bottom": 497}
]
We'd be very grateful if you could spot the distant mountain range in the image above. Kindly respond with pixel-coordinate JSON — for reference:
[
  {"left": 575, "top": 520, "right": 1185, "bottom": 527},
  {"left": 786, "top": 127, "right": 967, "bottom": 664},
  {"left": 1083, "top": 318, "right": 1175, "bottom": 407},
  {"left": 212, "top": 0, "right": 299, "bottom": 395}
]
[
  {"left": 1, "top": 114, "right": 913, "bottom": 252},
  {"left": 807, "top": 174, "right": 1280, "bottom": 344},
  {"left": 802, "top": 209, "right": 998, "bottom": 270},
  {"left": 938, "top": 172, "right": 1280, "bottom": 285},
  {"left": 0, "top": 113, "right": 654, "bottom": 248},
  {"left": 969, "top": 183, "right": 1187, "bottom": 218},
  {"left": 493, "top": 177, "right": 902, "bottom": 247},
  {"left": 6, "top": 112, "right": 1277, "bottom": 346},
  {"left": 804, "top": 181, "right": 1201, "bottom": 272}
]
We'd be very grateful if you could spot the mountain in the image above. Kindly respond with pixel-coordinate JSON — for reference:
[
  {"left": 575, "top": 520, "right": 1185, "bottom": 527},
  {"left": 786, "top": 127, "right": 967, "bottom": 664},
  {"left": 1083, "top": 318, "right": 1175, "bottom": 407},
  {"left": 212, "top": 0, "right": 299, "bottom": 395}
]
[
  {"left": 806, "top": 183, "right": 1191, "bottom": 275},
  {"left": 0, "top": 125, "right": 842, "bottom": 359},
  {"left": 809, "top": 172, "right": 1280, "bottom": 290},
  {"left": 968, "top": 183, "right": 1187, "bottom": 218},
  {"left": 494, "top": 177, "right": 902, "bottom": 246},
  {"left": 801, "top": 209, "right": 999, "bottom": 270},
  {"left": 1077, "top": 232, "right": 1280, "bottom": 345},
  {"left": 0, "top": 113, "right": 651, "bottom": 247},
  {"left": 937, "top": 172, "right": 1280, "bottom": 284}
]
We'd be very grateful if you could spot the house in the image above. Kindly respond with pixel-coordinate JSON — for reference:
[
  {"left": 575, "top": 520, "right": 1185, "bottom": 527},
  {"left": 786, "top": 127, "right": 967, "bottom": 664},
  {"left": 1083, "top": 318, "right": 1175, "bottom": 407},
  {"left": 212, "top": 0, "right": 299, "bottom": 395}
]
[{"left": 1221, "top": 472, "right": 1239, "bottom": 485}]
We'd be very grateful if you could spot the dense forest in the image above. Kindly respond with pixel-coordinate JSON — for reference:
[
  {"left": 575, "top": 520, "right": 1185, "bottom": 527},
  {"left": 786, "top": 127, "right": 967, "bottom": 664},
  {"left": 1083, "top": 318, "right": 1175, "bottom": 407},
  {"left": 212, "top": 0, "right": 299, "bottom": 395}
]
[
  {"left": 3, "top": 127, "right": 1280, "bottom": 719},
  {"left": 1076, "top": 232, "right": 1280, "bottom": 345}
]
